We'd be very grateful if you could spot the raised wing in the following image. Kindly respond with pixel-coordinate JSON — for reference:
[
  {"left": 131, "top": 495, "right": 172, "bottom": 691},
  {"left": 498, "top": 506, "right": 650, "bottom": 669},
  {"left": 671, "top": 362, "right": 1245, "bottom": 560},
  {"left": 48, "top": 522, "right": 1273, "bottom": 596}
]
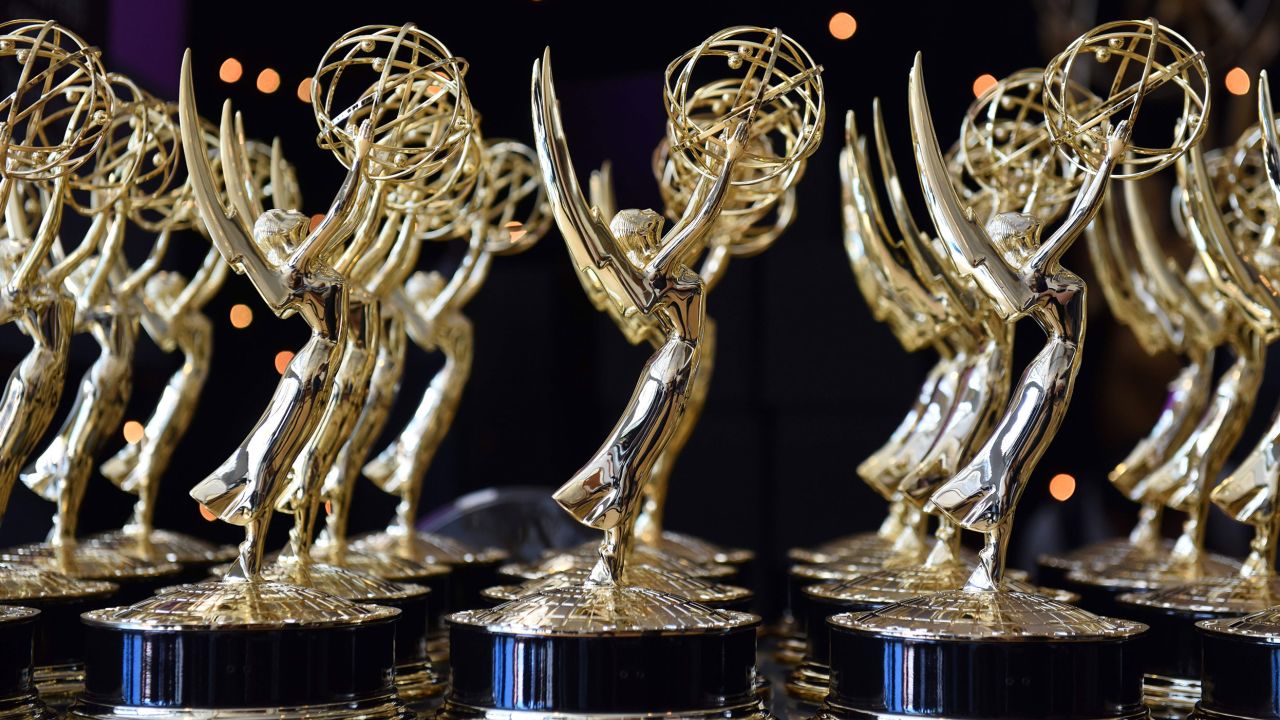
[
  {"left": 1260, "top": 71, "right": 1280, "bottom": 236},
  {"left": 178, "top": 50, "right": 288, "bottom": 310},
  {"left": 531, "top": 48, "right": 659, "bottom": 345},
  {"left": 842, "top": 110, "right": 944, "bottom": 351},
  {"left": 908, "top": 54, "right": 1033, "bottom": 320},
  {"left": 871, "top": 99, "right": 977, "bottom": 322}
]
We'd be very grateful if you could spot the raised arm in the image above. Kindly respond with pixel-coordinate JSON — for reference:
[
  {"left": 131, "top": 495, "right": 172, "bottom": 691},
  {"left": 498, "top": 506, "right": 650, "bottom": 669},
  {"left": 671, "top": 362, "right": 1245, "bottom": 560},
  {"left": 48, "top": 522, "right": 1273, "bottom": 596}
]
[
  {"left": 286, "top": 122, "right": 373, "bottom": 273},
  {"left": 646, "top": 121, "right": 746, "bottom": 280},
  {"left": 908, "top": 54, "right": 1031, "bottom": 320},
  {"left": 1028, "top": 120, "right": 1128, "bottom": 271}
]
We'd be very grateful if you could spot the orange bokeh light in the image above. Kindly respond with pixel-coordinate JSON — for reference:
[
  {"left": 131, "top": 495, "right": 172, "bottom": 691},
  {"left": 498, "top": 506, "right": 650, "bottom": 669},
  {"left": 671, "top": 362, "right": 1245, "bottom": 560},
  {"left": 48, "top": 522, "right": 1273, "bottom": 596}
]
[
  {"left": 229, "top": 304, "right": 253, "bottom": 329},
  {"left": 122, "top": 420, "right": 144, "bottom": 444},
  {"left": 310, "top": 214, "right": 325, "bottom": 232},
  {"left": 274, "top": 350, "right": 295, "bottom": 375},
  {"left": 256, "top": 68, "right": 281, "bottom": 94},
  {"left": 973, "top": 74, "right": 998, "bottom": 98},
  {"left": 199, "top": 505, "right": 216, "bottom": 521},
  {"left": 296, "top": 77, "right": 314, "bottom": 103},
  {"left": 828, "top": 12, "right": 857, "bottom": 40},
  {"left": 1226, "top": 67, "right": 1251, "bottom": 96},
  {"left": 1049, "top": 473, "right": 1076, "bottom": 502},
  {"left": 219, "top": 58, "right": 242, "bottom": 83}
]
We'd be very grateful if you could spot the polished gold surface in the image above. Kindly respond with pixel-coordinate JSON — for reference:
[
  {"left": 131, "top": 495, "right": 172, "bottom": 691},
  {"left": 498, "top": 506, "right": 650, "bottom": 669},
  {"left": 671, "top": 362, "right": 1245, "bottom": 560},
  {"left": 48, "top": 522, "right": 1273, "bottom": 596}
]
[
  {"left": 82, "top": 580, "right": 397, "bottom": 629},
  {"left": 806, "top": 565, "right": 1079, "bottom": 607},
  {"left": 91, "top": 110, "right": 237, "bottom": 567},
  {"left": 482, "top": 564, "right": 751, "bottom": 606},
  {"left": 178, "top": 23, "right": 476, "bottom": 585},
  {"left": 908, "top": 18, "right": 1206, "bottom": 592},
  {"left": 0, "top": 20, "right": 139, "bottom": 611},
  {"left": 0, "top": 46, "right": 182, "bottom": 581},
  {"left": 532, "top": 27, "right": 821, "bottom": 591},
  {"left": 499, "top": 541, "right": 736, "bottom": 581},
  {"left": 835, "top": 589, "right": 1145, "bottom": 640},
  {"left": 451, "top": 583, "right": 756, "bottom": 636},
  {"left": 350, "top": 138, "right": 547, "bottom": 571}
]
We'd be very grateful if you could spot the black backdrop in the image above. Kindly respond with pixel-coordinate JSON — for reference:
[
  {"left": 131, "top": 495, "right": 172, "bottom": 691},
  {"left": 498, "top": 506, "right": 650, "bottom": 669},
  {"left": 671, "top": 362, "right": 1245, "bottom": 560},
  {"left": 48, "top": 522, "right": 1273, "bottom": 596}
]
[{"left": 0, "top": 0, "right": 1275, "bottom": 614}]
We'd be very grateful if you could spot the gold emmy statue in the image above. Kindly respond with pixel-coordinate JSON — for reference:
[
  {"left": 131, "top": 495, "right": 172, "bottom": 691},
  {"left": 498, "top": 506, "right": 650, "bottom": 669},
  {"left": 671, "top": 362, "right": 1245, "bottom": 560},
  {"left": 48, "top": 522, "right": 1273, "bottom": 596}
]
[
  {"left": 787, "top": 78, "right": 1084, "bottom": 709},
  {"left": 1188, "top": 81, "right": 1280, "bottom": 717},
  {"left": 816, "top": 20, "right": 1206, "bottom": 720},
  {"left": 1064, "top": 62, "right": 1264, "bottom": 621},
  {"left": 500, "top": 45, "right": 816, "bottom": 589},
  {"left": 83, "top": 106, "right": 236, "bottom": 574},
  {"left": 1103, "top": 72, "right": 1280, "bottom": 718},
  {"left": 348, "top": 134, "right": 548, "bottom": 612},
  {"left": 1037, "top": 143, "right": 1223, "bottom": 590},
  {"left": 4, "top": 72, "right": 184, "bottom": 599},
  {"left": 67, "top": 24, "right": 477, "bottom": 720},
  {"left": 0, "top": 19, "right": 119, "bottom": 715},
  {"left": 442, "top": 27, "right": 822, "bottom": 720}
]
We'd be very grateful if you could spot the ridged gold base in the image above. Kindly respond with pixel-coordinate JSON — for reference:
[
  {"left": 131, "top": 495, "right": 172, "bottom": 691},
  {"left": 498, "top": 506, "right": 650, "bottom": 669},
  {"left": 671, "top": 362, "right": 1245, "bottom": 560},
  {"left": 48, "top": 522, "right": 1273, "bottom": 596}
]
[
  {"left": 785, "top": 659, "right": 830, "bottom": 705},
  {"left": 1143, "top": 674, "right": 1199, "bottom": 720},
  {"left": 67, "top": 694, "right": 412, "bottom": 720},
  {"left": 396, "top": 659, "right": 446, "bottom": 718},
  {"left": 31, "top": 663, "right": 82, "bottom": 713},
  {"left": 0, "top": 693, "right": 52, "bottom": 720},
  {"left": 774, "top": 633, "right": 806, "bottom": 666},
  {"left": 437, "top": 699, "right": 773, "bottom": 720}
]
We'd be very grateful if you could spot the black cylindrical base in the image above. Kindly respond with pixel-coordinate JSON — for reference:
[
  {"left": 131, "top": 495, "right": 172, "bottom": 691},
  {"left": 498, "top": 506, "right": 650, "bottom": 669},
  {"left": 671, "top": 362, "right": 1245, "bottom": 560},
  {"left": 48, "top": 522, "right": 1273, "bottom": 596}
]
[
  {"left": 0, "top": 607, "right": 52, "bottom": 720},
  {"left": 1195, "top": 623, "right": 1280, "bottom": 719},
  {"left": 1062, "top": 578, "right": 1142, "bottom": 620},
  {"left": 449, "top": 560, "right": 502, "bottom": 615},
  {"left": 447, "top": 621, "right": 763, "bottom": 716},
  {"left": 1117, "top": 599, "right": 1226, "bottom": 688},
  {"left": 1, "top": 590, "right": 116, "bottom": 670},
  {"left": 822, "top": 620, "right": 1148, "bottom": 719},
  {"left": 79, "top": 617, "right": 399, "bottom": 710},
  {"left": 1037, "top": 557, "right": 1073, "bottom": 590}
]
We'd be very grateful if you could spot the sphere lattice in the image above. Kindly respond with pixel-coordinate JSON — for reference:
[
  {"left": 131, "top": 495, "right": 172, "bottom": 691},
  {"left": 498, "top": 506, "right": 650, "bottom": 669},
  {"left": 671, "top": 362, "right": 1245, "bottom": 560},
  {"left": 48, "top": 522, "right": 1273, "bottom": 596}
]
[
  {"left": 474, "top": 139, "right": 549, "bottom": 255},
  {"left": 663, "top": 26, "right": 823, "bottom": 189},
  {"left": 0, "top": 19, "right": 113, "bottom": 181},
  {"left": 1044, "top": 18, "right": 1208, "bottom": 180},
  {"left": 64, "top": 75, "right": 179, "bottom": 218},
  {"left": 1222, "top": 118, "right": 1280, "bottom": 237},
  {"left": 961, "top": 68, "right": 1094, "bottom": 219},
  {"left": 312, "top": 24, "right": 474, "bottom": 184},
  {"left": 398, "top": 128, "right": 483, "bottom": 240}
]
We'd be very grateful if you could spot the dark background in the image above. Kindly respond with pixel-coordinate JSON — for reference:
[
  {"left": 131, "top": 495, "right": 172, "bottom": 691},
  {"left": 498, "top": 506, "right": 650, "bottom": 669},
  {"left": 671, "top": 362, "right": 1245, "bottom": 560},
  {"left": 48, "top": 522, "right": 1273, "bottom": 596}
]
[{"left": 1, "top": 0, "right": 1278, "bottom": 614}]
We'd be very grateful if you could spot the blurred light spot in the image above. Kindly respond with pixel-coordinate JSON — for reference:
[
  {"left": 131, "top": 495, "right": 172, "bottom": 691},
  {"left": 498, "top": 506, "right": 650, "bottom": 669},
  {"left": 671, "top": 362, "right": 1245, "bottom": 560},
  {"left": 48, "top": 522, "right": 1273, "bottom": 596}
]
[
  {"left": 310, "top": 213, "right": 325, "bottom": 232},
  {"left": 219, "top": 58, "right": 242, "bottom": 83},
  {"left": 1049, "top": 473, "right": 1076, "bottom": 502},
  {"left": 199, "top": 504, "right": 216, "bottom": 521},
  {"left": 829, "top": 12, "right": 857, "bottom": 40},
  {"left": 122, "top": 420, "right": 144, "bottom": 444},
  {"left": 296, "top": 77, "right": 313, "bottom": 103},
  {"left": 1226, "top": 67, "right": 1251, "bottom": 96},
  {"left": 256, "top": 68, "right": 281, "bottom": 94},
  {"left": 325, "top": 500, "right": 333, "bottom": 515},
  {"left": 506, "top": 220, "right": 527, "bottom": 242},
  {"left": 229, "top": 304, "right": 253, "bottom": 329},
  {"left": 274, "top": 350, "right": 295, "bottom": 375},
  {"left": 973, "top": 73, "right": 998, "bottom": 98}
]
